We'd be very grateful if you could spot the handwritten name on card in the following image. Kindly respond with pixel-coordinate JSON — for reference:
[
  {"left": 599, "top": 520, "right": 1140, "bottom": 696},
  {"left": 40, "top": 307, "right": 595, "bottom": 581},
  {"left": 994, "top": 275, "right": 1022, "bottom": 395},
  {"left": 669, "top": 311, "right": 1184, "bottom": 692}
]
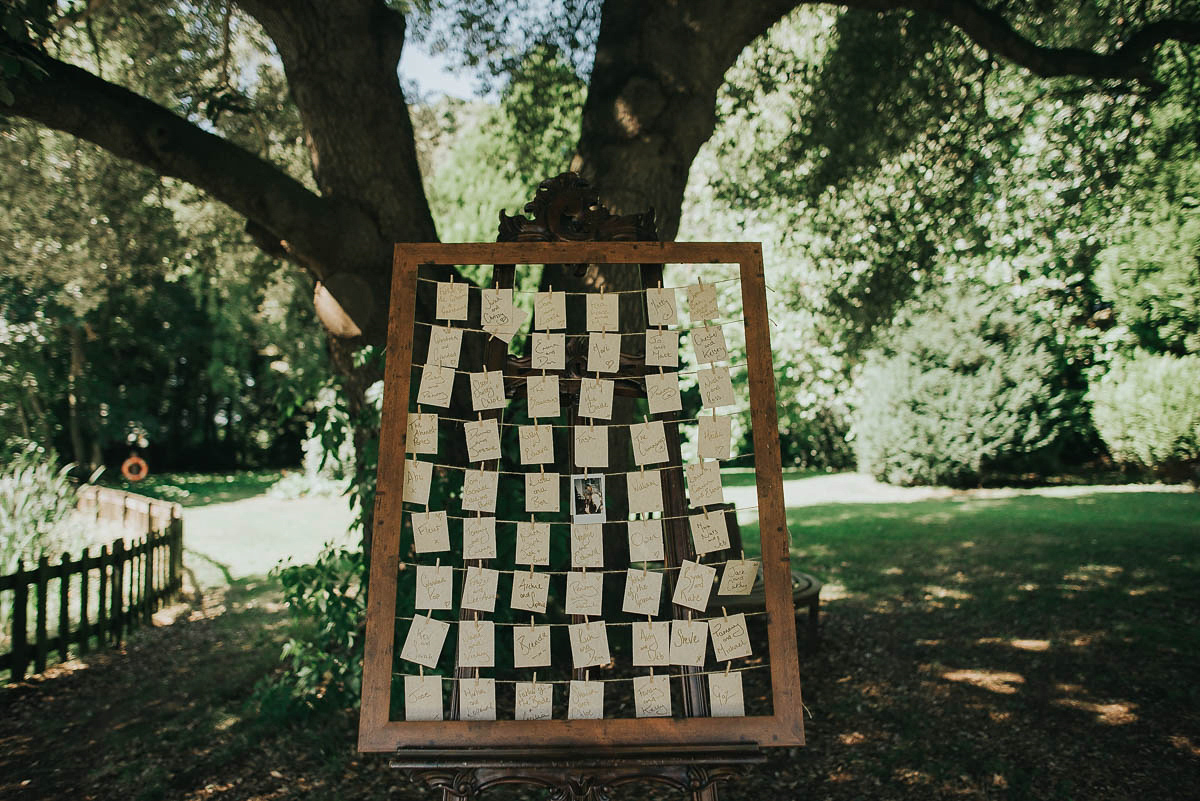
[
  {"left": 512, "top": 625, "right": 552, "bottom": 668},
  {"left": 632, "top": 621, "right": 670, "bottom": 666},
  {"left": 404, "top": 459, "right": 433, "bottom": 505},
  {"left": 399, "top": 614, "right": 449, "bottom": 668},
  {"left": 586, "top": 293, "right": 619, "bottom": 332},
  {"left": 531, "top": 332, "right": 566, "bottom": 370},
  {"left": 514, "top": 681, "right": 553, "bottom": 720},
  {"left": 708, "top": 672, "right": 746, "bottom": 717},
  {"left": 697, "top": 365, "right": 736, "bottom": 409},
  {"left": 587, "top": 332, "right": 622, "bottom": 373},
  {"left": 686, "top": 461, "right": 725, "bottom": 507},
  {"left": 524, "top": 472, "right": 560, "bottom": 513},
  {"left": 688, "top": 512, "right": 730, "bottom": 556},
  {"left": 515, "top": 522, "right": 551, "bottom": 566},
  {"left": 406, "top": 413, "right": 439, "bottom": 455},
  {"left": 568, "top": 680, "right": 604, "bottom": 720},
  {"left": 574, "top": 425, "right": 609, "bottom": 468},
  {"left": 404, "top": 675, "right": 443, "bottom": 721},
  {"left": 415, "top": 564, "right": 453, "bottom": 610},
  {"left": 470, "top": 371, "right": 507, "bottom": 412},
  {"left": 646, "top": 286, "right": 678, "bottom": 326},
  {"left": 510, "top": 570, "right": 550, "bottom": 613},
  {"left": 645, "top": 372, "right": 682, "bottom": 414},
  {"left": 571, "top": 523, "right": 604, "bottom": 568},
  {"left": 697, "top": 414, "right": 732, "bottom": 460},
  {"left": 412, "top": 510, "right": 450, "bottom": 553},
  {"left": 634, "top": 674, "right": 671, "bottom": 718},
  {"left": 687, "top": 282, "right": 720, "bottom": 322},
  {"left": 435, "top": 280, "right": 468, "bottom": 321},
  {"left": 457, "top": 619, "right": 495, "bottom": 668},
  {"left": 463, "top": 418, "right": 502, "bottom": 462},
  {"left": 644, "top": 329, "right": 679, "bottom": 368},
  {"left": 622, "top": 569, "right": 663, "bottom": 617},
  {"left": 690, "top": 325, "right": 728, "bottom": 364},
  {"left": 578, "top": 377, "right": 615, "bottom": 420},
  {"left": 461, "top": 469, "right": 498, "bottom": 513},
  {"left": 718, "top": 559, "right": 759, "bottom": 595},
  {"left": 518, "top": 425, "right": 554, "bottom": 464},
  {"left": 568, "top": 621, "right": 611, "bottom": 668},
  {"left": 709, "top": 612, "right": 753, "bottom": 661},
  {"left": 533, "top": 290, "right": 567, "bottom": 330},
  {"left": 480, "top": 288, "right": 514, "bottom": 328},
  {"left": 627, "top": 518, "right": 665, "bottom": 563},
  {"left": 417, "top": 364, "right": 455, "bottom": 408},
  {"left": 460, "top": 566, "right": 499, "bottom": 613},
  {"left": 672, "top": 559, "right": 717, "bottom": 611},
  {"left": 526, "top": 374, "right": 560, "bottom": 419},
  {"left": 565, "top": 571, "right": 604, "bottom": 616},
  {"left": 669, "top": 619, "right": 709, "bottom": 666},
  {"left": 459, "top": 677, "right": 496, "bottom": 721},
  {"left": 630, "top": 420, "right": 669, "bottom": 466},
  {"left": 426, "top": 325, "right": 463, "bottom": 368},
  {"left": 626, "top": 470, "right": 664, "bottom": 515},
  {"left": 462, "top": 516, "right": 497, "bottom": 560},
  {"left": 484, "top": 305, "right": 529, "bottom": 344}
]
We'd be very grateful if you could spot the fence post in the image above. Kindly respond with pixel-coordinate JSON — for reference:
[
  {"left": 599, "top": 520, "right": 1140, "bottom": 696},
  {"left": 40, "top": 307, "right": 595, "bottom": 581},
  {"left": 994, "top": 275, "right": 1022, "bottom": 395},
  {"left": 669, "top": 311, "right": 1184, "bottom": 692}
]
[
  {"left": 79, "top": 547, "right": 91, "bottom": 656},
  {"left": 97, "top": 544, "right": 109, "bottom": 648},
  {"left": 145, "top": 515, "right": 156, "bottom": 621},
  {"left": 170, "top": 512, "right": 182, "bottom": 598},
  {"left": 111, "top": 539, "right": 125, "bottom": 645},
  {"left": 34, "top": 555, "right": 49, "bottom": 674},
  {"left": 58, "top": 552, "right": 72, "bottom": 662},
  {"left": 11, "top": 559, "right": 28, "bottom": 682}
]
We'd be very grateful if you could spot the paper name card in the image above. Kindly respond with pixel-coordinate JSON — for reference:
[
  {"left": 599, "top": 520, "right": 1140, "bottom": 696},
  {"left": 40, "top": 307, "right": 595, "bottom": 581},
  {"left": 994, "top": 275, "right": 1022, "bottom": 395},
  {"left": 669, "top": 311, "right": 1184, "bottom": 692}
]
[
  {"left": 626, "top": 470, "right": 664, "bottom": 515},
  {"left": 463, "top": 418, "right": 502, "bottom": 463},
  {"left": 578, "top": 377, "right": 615, "bottom": 420},
  {"left": 645, "top": 372, "right": 682, "bottom": 414},
  {"left": 459, "top": 677, "right": 496, "bottom": 721},
  {"left": 565, "top": 571, "right": 604, "bottom": 617},
  {"left": 630, "top": 420, "right": 669, "bottom": 466},
  {"left": 404, "top": 459, "right": 433, "bottom": 505},
  {"left": 568, "top": 680, "right": 604, "bottom": 720},
  {"left": 645, "top": 329, "right": 679, "bottom": 368},
  {"left": 417, "top": 364, "right": 455, "bottom": 408},
  {"left": 709, "top": 612, "right": 753, "bottom": 661},
  {"left": 622, "top": 569, "right": 663, "bottom": 617},
  {"left": 534, "top": 290, "right": 567, "bottom": 330},
  {"left": 514, "top": 681, "right": 553, "bottom": 720},
  {"left": 435, "top": 280, "right": 468, "bottom": 321},
  {"left": 574, "top": 425, "right": 609, "bottom": 468},
  {"left": 687, "top": 282, "right": 720, "bottom": 322},
  {"left": 480, "top": 288, "right": 514, "bottom": 328},
  {"left": 525, "top": 472, "right": 560, "bottom": 513},
  {"left": 485, "top": 305, "right": 529, "bottom": 344},
  {"left": 634, "top": 674, "right": 671, "bottom": 718},
  {"left": 526, "top": 374, "right": 560, "bottom": 419},
  {"left": 697, "top": 365, "right": 736, "bottom": 409},
  {"left": 718, "top": 559, "right": 759, "bottom": 595},
  {"left": 670, "top": 619, "right": 709, "bottom": 666},
  {"left": 586, "top": 293, "right": 619, "bottom": 331},
  {"left": 708, "top": 672, "right": 746, "bottom": 717},
  {"left": 470, "top": 371, "right": 507, "bottom": 411},
  {"left": 531, "top": 332, "right": 566, "bottom": 370},
  {"left": 568, "top": 621, "right": 611, "bottom": 668},
  {"left": 518, "top": 424, "right": 554, "bottom": 464},
  {"left": 632, "top": 621, "right": 671, "bottom": 666},
  {"left": 587, "top": 332, "right": 622, "bottom": 373},
  {"left": 571, "top": 523, "right": 604, "bottom": 568},
  {"left": 646, "top": 286, "right": 678, "bottom": 326},
  {"left": 415, "top": 564, "right": 454, "bottom": 610},
  {"left": 690, "top": 325, "right": 728, "bottom": 364},
  {"left": 513, "top": 624, "right": 552, "bottom": 668},
  {"left": 510, "top": 570, "right": 550, "bottom": 613},
  {"left": 515, "top": 521, "right": 551, "bottom": 565},
  {"left": 457, "top": 619, "right": 495, "bottom": 668},
  {"left": 685, "top": 461, "right": 725, "bottom": 507},
  {"left": 406, "top": 412, "right": 439, "bottom": 455},
  {"left": 404, "top": 675, "right": 443, "bottom": 721},
  {"left": 689, "top": 512, "right": 730, "bottom": 556},
  {"left": 672, "top": 559, "right": 717, "bottom": 611},
  {"left": 628, "top": 518, "right": 665, "bottom": 563},
  {"left": 697, "top": 415, "right": 732, "bottom": 460},
  {"left": 400, "top": 614, "right": 449, "bottom": 668},
  {"left": 460, "top": 566, "right": 499, "bottom": 613},
  {"left": 462, "top": 516, "right": 497, "bottom": 560},
  {"left": 461, "top": 469, "right": 498, "bottom": 513},
  {"left": 427, "top": 325, "right": 463, "bottom": 368},
  {"left": 412, "top": 510, "right": 450, "bottom": 553}
]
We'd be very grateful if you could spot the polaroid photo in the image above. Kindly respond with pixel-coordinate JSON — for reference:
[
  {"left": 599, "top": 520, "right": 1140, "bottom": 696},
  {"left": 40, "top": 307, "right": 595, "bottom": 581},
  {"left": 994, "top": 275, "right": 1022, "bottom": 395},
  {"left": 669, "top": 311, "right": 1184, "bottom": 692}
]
[{"left": 571, "top": 473, "right": 607, "bottom": 524}]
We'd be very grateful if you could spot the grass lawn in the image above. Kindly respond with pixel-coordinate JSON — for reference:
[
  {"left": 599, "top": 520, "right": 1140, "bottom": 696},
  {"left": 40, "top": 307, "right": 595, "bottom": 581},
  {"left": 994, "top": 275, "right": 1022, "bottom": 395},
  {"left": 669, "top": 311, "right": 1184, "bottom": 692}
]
[{"left": 108, "top": 470, "right": 286, "bottom": 507}]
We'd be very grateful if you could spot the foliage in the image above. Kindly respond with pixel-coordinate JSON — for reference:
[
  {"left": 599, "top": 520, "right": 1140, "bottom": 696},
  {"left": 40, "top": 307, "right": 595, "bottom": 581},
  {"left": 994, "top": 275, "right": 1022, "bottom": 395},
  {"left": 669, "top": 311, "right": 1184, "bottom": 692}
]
[{"left": 0, "top": 441, "right": 77, "bottom": 573}]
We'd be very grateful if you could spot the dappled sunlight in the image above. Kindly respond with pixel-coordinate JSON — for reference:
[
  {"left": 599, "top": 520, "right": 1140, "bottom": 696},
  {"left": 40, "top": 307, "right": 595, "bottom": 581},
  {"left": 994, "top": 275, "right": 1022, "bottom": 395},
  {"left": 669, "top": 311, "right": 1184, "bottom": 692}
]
[
  {"left": 922, "top": 585, "right": 974, "bottom": 602},
  {"left": 1052, "top": 698, "right": 1139, "bottom": 725},
  {"left": 974, "top": 637, "right": 1051, "bottom": 652},
  {"left": 1167, "top": 735, "right": 1200, "bottom": 756},
  {"left": 939, "top": 668, "right": 1025, "bottom": 695}
]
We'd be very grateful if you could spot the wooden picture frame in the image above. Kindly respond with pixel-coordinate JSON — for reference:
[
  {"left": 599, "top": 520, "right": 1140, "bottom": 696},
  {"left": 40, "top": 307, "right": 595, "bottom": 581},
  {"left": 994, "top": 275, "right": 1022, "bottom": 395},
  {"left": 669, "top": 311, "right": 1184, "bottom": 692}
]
[{"left": 358, "top": 241, "right": 803, "bottom": 752}]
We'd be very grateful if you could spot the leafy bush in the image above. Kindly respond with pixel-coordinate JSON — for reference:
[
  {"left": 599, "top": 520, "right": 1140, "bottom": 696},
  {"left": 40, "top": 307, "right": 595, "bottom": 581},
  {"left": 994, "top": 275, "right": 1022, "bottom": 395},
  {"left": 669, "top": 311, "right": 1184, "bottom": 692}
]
[
  {"left": 0, "top": 442, "right": 78, "bottom": 573},
  {"left": 853, "top": 289, "right": 1080, "bottom": 487},
  {"left": 1090, "top": 351, "right": 1200, "bottom": 483}
]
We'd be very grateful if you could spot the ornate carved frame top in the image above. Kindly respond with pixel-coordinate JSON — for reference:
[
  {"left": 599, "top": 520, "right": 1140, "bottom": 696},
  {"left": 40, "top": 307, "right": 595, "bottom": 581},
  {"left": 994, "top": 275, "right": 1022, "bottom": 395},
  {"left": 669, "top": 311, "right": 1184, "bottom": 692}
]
[{"left": 498, "top": 172, "right": 658, "bottom": 243}]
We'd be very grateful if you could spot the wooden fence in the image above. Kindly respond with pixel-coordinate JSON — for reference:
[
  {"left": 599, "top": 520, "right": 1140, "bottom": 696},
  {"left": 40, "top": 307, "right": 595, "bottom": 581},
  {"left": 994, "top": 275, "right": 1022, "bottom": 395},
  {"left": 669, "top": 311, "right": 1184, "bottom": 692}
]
[{"left": 1, "top": 486, "right": 183, "bottom": 682}]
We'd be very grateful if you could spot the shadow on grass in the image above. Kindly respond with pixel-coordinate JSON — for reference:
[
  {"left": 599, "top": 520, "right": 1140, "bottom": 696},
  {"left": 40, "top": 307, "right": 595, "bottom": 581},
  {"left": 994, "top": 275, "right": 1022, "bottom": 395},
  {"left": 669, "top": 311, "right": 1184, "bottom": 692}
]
[{"left": 107, "top": 471, "right": 284, "bottom": 507}]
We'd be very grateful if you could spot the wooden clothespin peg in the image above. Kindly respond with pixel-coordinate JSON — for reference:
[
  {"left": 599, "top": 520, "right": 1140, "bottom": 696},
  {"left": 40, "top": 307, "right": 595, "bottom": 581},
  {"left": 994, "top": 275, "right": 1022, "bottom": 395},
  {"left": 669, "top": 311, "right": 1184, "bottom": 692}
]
[{"left": 419, "top": 664, "right": 424, "bottom": 677}]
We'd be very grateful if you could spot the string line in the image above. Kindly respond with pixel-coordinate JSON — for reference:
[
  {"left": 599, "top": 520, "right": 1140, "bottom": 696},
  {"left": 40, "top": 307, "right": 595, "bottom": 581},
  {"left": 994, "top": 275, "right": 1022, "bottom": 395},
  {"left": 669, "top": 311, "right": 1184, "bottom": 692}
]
[
  {"left": 410, "top": 360, "right": 749, "bottom": 380},
  {"left": 398, "top": 555, "right": 757, "bottom": 577},
  {"left": 403, "top": 505, "right": 761, "bottom": 525},
  {"left": 404, "top": 452, "right": 756, "bottom": 479},
  {"left": 393, "top": 662, "right": 768, "bottom": 685},
  {"left": 423, "top": 409, "right": 749, "bottom": 430},
  {"left": 413, "top": 317, "right": 748, "bottom": 334},
  {"left": 394, "top": 611, "right": 769, "bottom": 628},
  {"left": 417, "top": 275, "right": 743, "bottom": 296}
]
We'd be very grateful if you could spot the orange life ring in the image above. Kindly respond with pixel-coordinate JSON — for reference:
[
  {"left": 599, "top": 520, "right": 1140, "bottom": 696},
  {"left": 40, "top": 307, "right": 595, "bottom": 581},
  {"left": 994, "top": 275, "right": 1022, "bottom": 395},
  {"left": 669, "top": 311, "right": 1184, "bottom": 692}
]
[{"left": 121, "top": 455, "right": 149, "bottom": 482}]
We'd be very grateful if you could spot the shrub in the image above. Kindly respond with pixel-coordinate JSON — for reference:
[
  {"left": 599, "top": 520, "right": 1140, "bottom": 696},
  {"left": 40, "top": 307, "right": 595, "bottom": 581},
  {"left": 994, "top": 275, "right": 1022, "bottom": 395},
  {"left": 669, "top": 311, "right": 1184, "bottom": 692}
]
[
  {"left": 0, "top": 442, "right": 78, "bottom": 573},
  {"left": 1090, "top": 351, "right": 1200, "bottom": 483}
]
